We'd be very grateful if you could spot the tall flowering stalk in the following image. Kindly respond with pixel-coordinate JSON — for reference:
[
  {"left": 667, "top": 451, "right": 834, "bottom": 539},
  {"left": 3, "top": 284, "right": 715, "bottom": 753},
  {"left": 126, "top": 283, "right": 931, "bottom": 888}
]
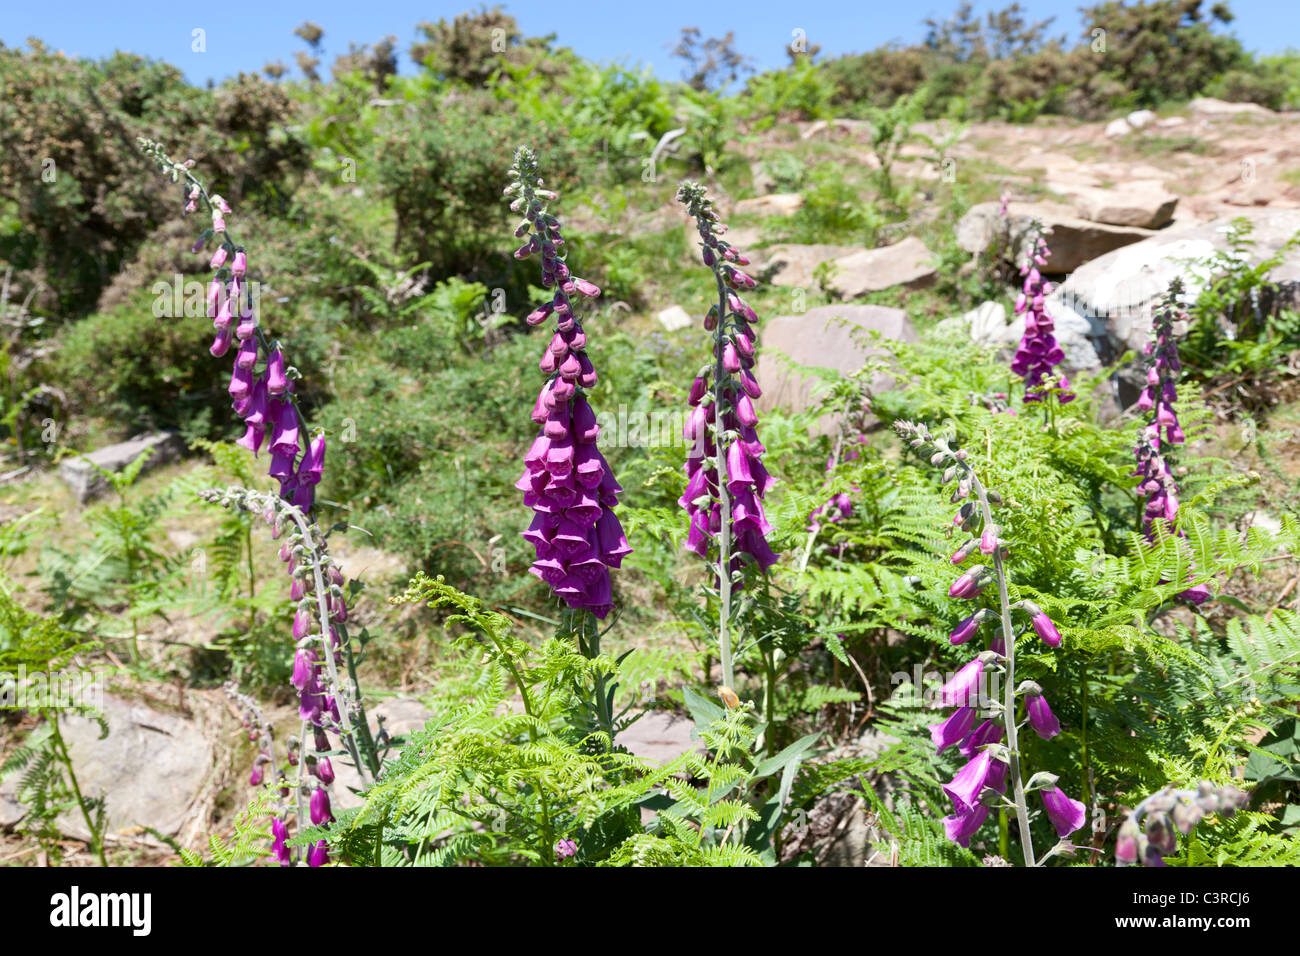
[
  {"left": 140, "top": 139, "right": 376, "bottom": 865},
  {"left": 203, "top": 487, "right": 380, "bottom": 865},
  {"left": 1133, "top": 279, "right": 1209, "bottom": 604},
  {"left": 677, "top": 182, "right": 778, "bottom": 696},
  {"left": 1011, "top": 223, "right": 1074, "bottom": 408},
  {"left": 896, "top": 420, "right": 1084, "bottom": 866},
  {"left": 1115, "top": 782, "right": 1248, "bottom": 866},
  {"left": 137, "top": 138, "right": 324, "bottom": 515},
  {"left": 507, "top": 147, "right": 631, "bottom": 620}
]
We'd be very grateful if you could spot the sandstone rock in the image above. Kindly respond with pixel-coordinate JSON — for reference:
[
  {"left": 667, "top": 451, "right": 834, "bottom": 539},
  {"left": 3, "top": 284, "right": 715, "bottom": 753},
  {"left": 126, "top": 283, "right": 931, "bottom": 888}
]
[
  {"left": 1127, "top": 109, "right": 1157, "bottom": 130},
  {"left": 0, "top": 693, "right": 213, "bottom": 841},
  {"left": 826, "top": 237, "right": 936, "bottom": 298},
  {"left": 750, "top": 243, "right": 855, "bottom": 289},
  {"left": 58, "top": 432, "right": 184, "bottom": 505},
  {"left": 618, "top": 711, "right": 704, "bottom": 765},
  {"left": 1105, "top": 117, "right": 1132, "bottom": 138},
  {"left": 734, "top": 193, "right": 804, "bottom": 217},
  {"left": 800, "top": 118, "right": 872, "bottom": 140},
  {"left": 1072, "top": 179, "right": 1179, "bottom": 229},
  {"left": 1047, "top": 209, "right": 1300, "bottom": 383},
  {"left": 957, "top": 200, "right": 1156, "bottom": 273},
  {"left": 1189, "top": 97, "right": 1274, "bottom": 118},
  {"left": 755, "top": 304, "right": 917, "bottom": 425},
  {"left": 750, "top": 161, "right": 777, "bottom": 195},
  {"left": 1156, "top": 115, "right": 1187, "bottom": 129},
  {"left": 656, "top": 305, "right": 694, "bottom": 331}
]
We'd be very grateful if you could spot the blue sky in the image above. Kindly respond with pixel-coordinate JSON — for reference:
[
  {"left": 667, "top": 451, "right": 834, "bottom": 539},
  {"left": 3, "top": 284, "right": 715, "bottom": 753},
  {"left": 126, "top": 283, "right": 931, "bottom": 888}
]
[{"left": 2, "top": 0, "right": 1297, "bottom": 85}]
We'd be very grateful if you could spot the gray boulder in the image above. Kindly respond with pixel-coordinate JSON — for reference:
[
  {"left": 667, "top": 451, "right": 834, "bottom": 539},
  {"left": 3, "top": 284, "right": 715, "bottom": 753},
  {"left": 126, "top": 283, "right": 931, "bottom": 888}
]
[
  {"left": 755, "top": 304, "right": 917, "bottom": 424},
  {"left": 0, "top": 693, "right": 213, "bottom": 841},
  {"left": 58, "top": 432, "right": 183, "bottom": 504},
  {"left": 1048, "top": 209, "right": 1300, "bottom": 375}
]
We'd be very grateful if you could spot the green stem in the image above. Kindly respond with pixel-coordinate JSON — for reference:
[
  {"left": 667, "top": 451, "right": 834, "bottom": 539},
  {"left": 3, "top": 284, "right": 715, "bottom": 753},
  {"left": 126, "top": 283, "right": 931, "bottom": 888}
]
[
  {"left": 711, "top": 262, "right": 734, "bottom": 694},
  {"left": 49, "top": 714, "right": 107, "bottom": 866},
  {"left": 972, "top": 472, "right": 1036, "bottom": 868}
]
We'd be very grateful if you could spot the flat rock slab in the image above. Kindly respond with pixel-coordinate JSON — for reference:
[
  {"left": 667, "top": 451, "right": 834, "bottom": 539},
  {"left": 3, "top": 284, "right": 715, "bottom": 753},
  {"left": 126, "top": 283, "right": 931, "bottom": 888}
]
[
  {"left": 1189, "top": 97, "right": 1274, "bottom": 118},
  {"left": 656, "top": 305, "right": 694, "bottom": 331},
  {"left": 0, "top": 693, "right": 213, "bottom": 841},
  {"left": 755, "top": 304, "right": 917, "bottom": 426},
  {"left": 619, "top": 711, "right": 704, "bottom": 765},
  {"left": 958, "top": 200, "right": 1156, "bottom": 274},
  {"left": 1072, "top": 179, "right": 1179, "bottom": 229},
  {"left": 734, "top": 193, "right": 804, "bottom": 217},
  {"left": 827, "top": 237, "right": 936, "bottom": 298},
  {"left": 58, "top": 432, "right": 183, "bottom": 504},
  {"left": 750, "top": 243, "right": 856, "bottom": 289}
]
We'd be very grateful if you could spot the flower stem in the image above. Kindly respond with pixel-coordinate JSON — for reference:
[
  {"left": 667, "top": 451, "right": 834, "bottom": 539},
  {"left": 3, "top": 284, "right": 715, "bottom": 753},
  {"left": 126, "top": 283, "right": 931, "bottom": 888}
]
[
  {"left": 711, "top": 265, "right": 734, "bottom": 693},
  {"left": 972, "top": 473, "right": 1036, "bottom": 867},
  {"left": 49, "top": 714, "right": 107, "bottom": 866}
]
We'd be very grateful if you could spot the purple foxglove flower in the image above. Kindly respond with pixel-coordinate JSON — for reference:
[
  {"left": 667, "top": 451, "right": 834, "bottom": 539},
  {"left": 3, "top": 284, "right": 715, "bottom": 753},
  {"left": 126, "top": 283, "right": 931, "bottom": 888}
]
[
  {"left": 1024, "top": 602, "right": 1062, "bottom": 647},
  {"left": 210, "top": 245, "right": 228, "bottom": 270},
  {"left": 243, "top": 377, "right": 269, "bottom": 428},
  {"left": 235, "top": 423, "right": 264, "bottom": 456},
  {"left": 944, "top": 749, "right": 994, "bottom": 814},
  {"left": 688, "top": 376, "right": 707, "bottom": 406},
  {"left": 677, "top": 182, "right": 777, "bottom": 580},
  {"left": 210, "top": 326, "right": 233, "bottom": 357},
  {"left": 948, "top": 566, "right": 990, "bottom": 599},
  {"left": 944, "top": 802, "right": 990, "bottom": 847},
  {"left": 309, "top": 786, "right": 334, "bottom": 826},
  {"left": 269, "top": 447, "right": 295, "bottom": 482},
  {"left": 958, "top": 719, "right": 1004, "bottom": 759},
  {"left": 1041, "top": 785, "right": 1086, "bottom": 837},
  {"left": 929, "top": 705, "right": 976, "bottom": 753},
  {"left": 308, "top": 840, "right": 330, "bottom": 867},
  {"left": 314, "top": 756, "right": 335, "bottom": 785},
  {"left": 722, "top": 342, "right": 741, "bottom": 373},
  {"left": 292, "top": 647, "right": 316, "bottom": 690},
  {"left": 232, "top": 250, "right": 247, "bottom": 276},
  {"left": 266, "top": 349, "right": 287, "bottom": 396},
  {"left": 1115, "top": 820, "right": 1141, "bottom": 865},
  {"left": 270, "top": 400, "right": 300, "bottom": 457},
  {"left": 229, "top": 360, "right": 253, "bottom": 401},
  {"left": 235, "top": 335, "right": 258, "bottom": 371},
  {"left": 939, "top": 658, "right": 983, "bottom": 707},
  {"left": 299, "top": 434, "right": 325, "bottom": 486},
  {"left": 949, "top": 611, "right": 984, "bottom": 645},
  {"left": 270, "top": 817, "right": 291, "bottom": 866},
  {"left": 1026, "top": 689, "right": 1061, "bottom": 739}
]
